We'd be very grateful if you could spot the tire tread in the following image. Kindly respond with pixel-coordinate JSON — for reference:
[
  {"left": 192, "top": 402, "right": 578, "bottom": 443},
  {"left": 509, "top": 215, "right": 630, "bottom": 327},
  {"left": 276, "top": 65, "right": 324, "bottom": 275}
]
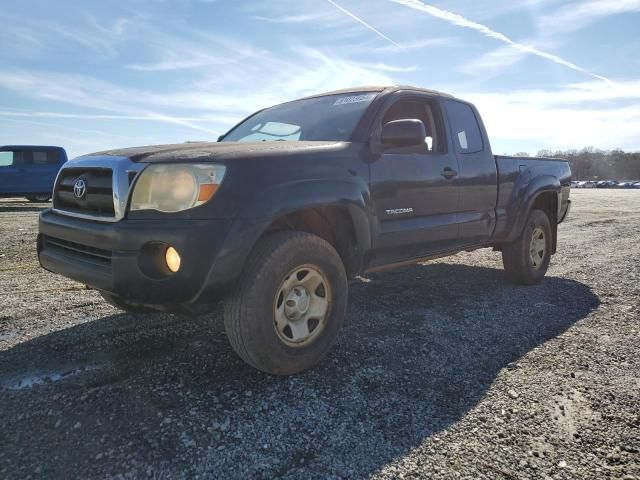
[
  {"left": 502, "top": 209, "right": 552, "bottom": 285},
  {"left": 224, "top": 231, "right": 346, "bottom": 374}
]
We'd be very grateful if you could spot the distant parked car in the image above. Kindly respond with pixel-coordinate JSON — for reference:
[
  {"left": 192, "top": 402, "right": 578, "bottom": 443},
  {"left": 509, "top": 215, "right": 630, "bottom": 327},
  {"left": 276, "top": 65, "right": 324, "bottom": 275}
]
[
  {"left": 0, "top": 146, "right": 67, "bottom": 202},
  {"left": 583, "top": 181, "right": 596, "bottom": 188},
  {"left": 596, "top": 180, "right": 620, "bottom": 188},
  {"left": 633, "top": 182, "right": 640, "bottom": 189},
  {"left": 618, "top": 181, "right": 635, "bottom": 189}
]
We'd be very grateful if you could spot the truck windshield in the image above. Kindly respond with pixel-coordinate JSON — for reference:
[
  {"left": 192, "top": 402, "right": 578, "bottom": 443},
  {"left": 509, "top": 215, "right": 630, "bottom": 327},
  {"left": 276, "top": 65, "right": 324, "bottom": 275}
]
[{"left": 221, "top": 92, "right": 379, "bottom": 142}]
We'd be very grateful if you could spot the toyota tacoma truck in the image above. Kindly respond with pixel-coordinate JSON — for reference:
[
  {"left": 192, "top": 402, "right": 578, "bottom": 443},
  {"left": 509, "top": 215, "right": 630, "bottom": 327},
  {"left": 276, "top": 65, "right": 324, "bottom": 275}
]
[{"left": 38, "top": 86, "right": 571, "bottom": 375}]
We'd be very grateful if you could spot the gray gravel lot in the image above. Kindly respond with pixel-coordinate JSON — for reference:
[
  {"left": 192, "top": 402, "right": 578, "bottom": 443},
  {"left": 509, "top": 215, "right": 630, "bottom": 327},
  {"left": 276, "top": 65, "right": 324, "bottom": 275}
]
[{"left": 0, "top": 190, "right": 638, "bottom": 479}]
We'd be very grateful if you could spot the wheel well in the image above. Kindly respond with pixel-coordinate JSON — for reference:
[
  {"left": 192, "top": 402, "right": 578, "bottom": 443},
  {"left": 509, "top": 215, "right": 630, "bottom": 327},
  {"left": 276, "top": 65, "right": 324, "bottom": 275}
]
[
  {"left": 532, "top": 191, "right": 558, "bottom": 253},
  {"left": 264, "top": 207, "right": 361, "bottom": 278}
]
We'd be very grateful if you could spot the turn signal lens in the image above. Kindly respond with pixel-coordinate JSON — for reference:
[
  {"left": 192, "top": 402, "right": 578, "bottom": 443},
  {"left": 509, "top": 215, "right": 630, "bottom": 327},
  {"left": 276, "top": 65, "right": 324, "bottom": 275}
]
[
  {"left": 165, "top": 246, "right": 181, "bottom": 273},
  {"left": 197, "top": 183, "right": 219, "bottom": 202}
]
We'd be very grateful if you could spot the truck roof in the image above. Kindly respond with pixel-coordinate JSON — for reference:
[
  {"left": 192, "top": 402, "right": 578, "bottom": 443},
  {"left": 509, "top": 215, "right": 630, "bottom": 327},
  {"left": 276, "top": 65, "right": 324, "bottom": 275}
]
[
  {"left": 300, "top": 85, "right": 455, "bottom": 101},
  {"left": 1, "top": 145, "right": 66, "bottom": 151}
]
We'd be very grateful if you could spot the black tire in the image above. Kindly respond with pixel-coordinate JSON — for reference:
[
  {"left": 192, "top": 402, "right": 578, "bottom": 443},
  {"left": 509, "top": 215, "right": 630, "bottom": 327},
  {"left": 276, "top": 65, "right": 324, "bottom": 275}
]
[
  {"left": 26, "top": 194, "right": 50, "bottom": 202},
  {"left": 99, "top": 291, "right": 158, "bottom": 314},
  {"left": 502, "top": 209, "right": 553, "bottom": 285},
  {"left": 224, "top": 231, "right": 348, "bottom": 375}
]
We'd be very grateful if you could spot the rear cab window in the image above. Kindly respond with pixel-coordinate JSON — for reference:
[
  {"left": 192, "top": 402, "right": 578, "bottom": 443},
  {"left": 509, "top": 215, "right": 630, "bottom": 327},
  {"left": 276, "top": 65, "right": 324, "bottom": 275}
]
[{"left": 444, "top": 100, "right": 484, "bottom": 154}]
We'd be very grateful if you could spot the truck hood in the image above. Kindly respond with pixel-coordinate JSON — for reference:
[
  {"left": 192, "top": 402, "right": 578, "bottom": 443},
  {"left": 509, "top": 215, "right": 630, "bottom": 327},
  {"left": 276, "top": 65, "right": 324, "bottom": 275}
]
[{"left": 87, "top": 141, "right": 349, "bottom": 163}]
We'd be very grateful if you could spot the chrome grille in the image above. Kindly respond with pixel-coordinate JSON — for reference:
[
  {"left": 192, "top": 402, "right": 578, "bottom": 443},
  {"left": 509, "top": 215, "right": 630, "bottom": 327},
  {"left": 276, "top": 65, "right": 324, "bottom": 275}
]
[
  {"left": 52, "top": 155, "right": 145, "bottom": 222},
  {"left": 54, "top": 168, "right": 115, "bottom": 217}
]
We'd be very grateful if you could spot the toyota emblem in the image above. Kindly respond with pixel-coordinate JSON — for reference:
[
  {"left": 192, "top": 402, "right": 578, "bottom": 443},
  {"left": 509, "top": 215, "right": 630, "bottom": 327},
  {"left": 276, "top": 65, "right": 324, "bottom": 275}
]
[{"left": 73, "top": 178, "right": 87, "bottom": 199}]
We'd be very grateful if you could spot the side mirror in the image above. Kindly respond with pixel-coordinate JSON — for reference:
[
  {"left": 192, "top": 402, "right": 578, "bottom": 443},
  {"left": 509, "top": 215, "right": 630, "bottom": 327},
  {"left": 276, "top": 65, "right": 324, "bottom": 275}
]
[{"left": 381, "top": 119, "right": 426, "bottom": 148}]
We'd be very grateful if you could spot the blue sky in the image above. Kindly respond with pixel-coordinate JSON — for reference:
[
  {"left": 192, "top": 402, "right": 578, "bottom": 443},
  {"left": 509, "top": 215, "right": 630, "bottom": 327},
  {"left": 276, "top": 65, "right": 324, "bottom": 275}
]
[{"left": 1, "top": 0, "right": 639, "bottom": 158}]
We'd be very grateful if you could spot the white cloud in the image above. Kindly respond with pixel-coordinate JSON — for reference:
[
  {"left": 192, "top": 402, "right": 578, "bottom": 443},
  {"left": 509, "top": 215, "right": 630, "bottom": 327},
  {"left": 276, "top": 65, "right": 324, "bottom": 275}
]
[
  {"left": 458, "top": 45, "right": 526, "bottom": 76},
  {"left": 251, "top": 13, "right": 329, "bottom": 23},
  {"left": 539, "top": 0, "right": 640, "bottom": 33},
  {"left": 127, "top": 55, "right": 228, "bottom": 71},
  {"left": 0, "top": 41, "right": 400, "bottom": 157},
  {"left": 0, "top": 110, "right": 240, "bottom": 124},
  {"left": 0, "top": 13, "right": 133, "bottom": 59},
  {"left": 1, "top": 117, "right": 116, "bottom": 138},
  {"left": 124, "top": 44, "right": 398, "bottom": 114},
  {"left": 0, "top": 70, "right": 220, "bottom": 134},
  {"left": 460, "top": 79, "right": 640, "bottom": 151},
  {"left": 373, "top": 37, "right": 455, "bottom": 53},
  {"left": 125, "top": 31, "right": 265, "bottom": 72},
  {"left": 389, "top": 0, "right": 613, "bottom": 82},
  {"left": 0, "top": 45, "right": 397, "bottom": 150},
  {"left": 360, "top": 63, "right": 417, "bottom": 72}
]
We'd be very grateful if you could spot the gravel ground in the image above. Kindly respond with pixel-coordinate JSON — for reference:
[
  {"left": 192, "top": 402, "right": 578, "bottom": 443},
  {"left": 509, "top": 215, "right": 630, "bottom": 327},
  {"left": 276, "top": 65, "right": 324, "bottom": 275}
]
[{"left": 0, "top": 190, "right": 638, "bottom": 480}]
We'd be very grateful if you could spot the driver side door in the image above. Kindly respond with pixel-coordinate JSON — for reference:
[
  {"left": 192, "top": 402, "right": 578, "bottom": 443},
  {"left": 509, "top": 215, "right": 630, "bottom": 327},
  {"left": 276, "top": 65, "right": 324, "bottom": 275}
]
[{"left": 368, "top": 94, "right": 462, "bottom": 267}]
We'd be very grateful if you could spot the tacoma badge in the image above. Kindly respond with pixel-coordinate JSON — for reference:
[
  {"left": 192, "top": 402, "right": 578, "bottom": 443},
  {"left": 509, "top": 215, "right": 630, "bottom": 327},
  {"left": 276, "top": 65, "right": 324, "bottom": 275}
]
[{"left": 385, "top": 208, "right": 413, "bottom": 215}]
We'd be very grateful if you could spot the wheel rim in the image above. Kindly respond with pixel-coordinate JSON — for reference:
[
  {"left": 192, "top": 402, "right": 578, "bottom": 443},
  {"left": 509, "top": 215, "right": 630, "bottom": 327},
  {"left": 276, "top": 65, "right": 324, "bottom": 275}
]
[
  {"left": 273, "top": 265, "right": 331, "bottom": 347},
  {"left": 529, "top": 227, "right": 546, "bottom": 269}
]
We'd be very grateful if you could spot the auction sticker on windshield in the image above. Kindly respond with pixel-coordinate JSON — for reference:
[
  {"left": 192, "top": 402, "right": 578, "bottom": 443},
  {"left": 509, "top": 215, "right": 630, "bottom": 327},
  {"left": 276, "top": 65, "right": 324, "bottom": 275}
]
[{"left": 333, "top": 94, "right": 377, "bottom": 106}]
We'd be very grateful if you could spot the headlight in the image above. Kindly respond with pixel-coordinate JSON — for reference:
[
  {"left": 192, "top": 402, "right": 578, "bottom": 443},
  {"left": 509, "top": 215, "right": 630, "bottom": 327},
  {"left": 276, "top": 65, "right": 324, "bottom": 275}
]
[{"left": 130, "top": 163, "right": 226, "bottom": 213}]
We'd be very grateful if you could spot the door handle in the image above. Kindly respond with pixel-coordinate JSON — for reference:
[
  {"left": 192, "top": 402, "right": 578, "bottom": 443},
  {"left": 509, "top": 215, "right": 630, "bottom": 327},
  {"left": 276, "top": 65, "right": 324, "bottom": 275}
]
[{"left": 441, "top": 167, "right": 458, "bottom": 179}]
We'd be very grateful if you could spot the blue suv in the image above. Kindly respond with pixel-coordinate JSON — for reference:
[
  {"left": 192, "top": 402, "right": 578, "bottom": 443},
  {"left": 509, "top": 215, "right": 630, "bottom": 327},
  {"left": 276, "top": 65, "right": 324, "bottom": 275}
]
[{"left": 0, "top": 146, "right": 67, "bottom": 202}]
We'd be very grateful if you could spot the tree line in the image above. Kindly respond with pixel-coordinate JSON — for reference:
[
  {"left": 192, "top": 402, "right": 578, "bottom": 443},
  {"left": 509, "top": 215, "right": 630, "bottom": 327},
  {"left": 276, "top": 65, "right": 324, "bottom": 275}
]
[{"left": 511, "top": 148, "right": 640, "bottom": 180}]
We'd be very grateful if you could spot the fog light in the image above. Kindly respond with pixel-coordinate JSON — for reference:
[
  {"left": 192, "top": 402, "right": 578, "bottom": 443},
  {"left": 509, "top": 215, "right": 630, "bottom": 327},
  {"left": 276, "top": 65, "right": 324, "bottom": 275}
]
[{"left": 165, "top": 246, "right": 181, "bottom": 273}]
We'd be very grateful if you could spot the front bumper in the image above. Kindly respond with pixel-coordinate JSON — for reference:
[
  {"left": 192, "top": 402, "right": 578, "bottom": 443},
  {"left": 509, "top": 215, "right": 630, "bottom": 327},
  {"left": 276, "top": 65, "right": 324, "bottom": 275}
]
[{"left": 38, "top": 209, "right": 232, "bottom": 304}]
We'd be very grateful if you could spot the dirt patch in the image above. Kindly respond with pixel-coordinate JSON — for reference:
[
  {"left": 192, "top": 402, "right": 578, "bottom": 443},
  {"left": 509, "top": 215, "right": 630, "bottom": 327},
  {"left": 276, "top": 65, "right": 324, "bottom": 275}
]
[
  {"left": 584, "top": 218, "right": 617, "bottom": 226},
  {"left": 0, "top": 190, "right": 639, "bottom": 479}
]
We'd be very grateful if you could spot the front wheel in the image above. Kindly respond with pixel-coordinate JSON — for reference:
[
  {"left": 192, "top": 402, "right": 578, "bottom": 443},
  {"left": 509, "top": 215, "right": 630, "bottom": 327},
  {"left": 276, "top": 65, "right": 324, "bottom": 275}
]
[
  {"left": 502, "top": 209, "right": 553, "bottom": 285},
  {"left": 224, "top": 231, "right": 348, "bottom": 375}
]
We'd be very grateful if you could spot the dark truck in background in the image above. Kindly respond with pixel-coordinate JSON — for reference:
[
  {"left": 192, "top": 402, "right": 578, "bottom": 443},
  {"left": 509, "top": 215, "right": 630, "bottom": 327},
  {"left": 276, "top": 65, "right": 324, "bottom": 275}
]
[
  {"left": 38, "top": 86, "right": 571, "bottom": 375},
  {"left": 0, "top": 146, "right": 68, "bottom": 202}
]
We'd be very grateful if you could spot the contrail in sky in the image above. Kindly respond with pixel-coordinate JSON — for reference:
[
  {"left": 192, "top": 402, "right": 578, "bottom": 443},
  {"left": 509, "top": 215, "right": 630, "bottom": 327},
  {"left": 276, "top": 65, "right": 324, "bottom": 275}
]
[
  {"left": 326, "top": 0, "right": 402, "bottom": 48},
  {"left": 390, "top": 0, "right": 612, "bottom": 83}
]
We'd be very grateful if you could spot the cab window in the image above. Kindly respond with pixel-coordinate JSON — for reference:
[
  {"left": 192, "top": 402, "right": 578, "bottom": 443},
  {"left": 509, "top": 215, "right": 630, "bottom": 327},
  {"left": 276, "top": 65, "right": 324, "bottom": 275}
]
[
  {"left": 31, "top": 150, "right": 58, "bottom": 165},
  {"left": 0, "top": 152, "right": 13, "bottom": 167},
  {"left": 382, "top": 99, "right": 445, "bottom": 153},
  {"left": 445, "top": 100, "right": 484, "bottom": 153},
  {"left": 0, "top": 151, "right": 24, "bottom": 167},
  {"left": 235, "top": 122, "right": 301, "bottom": 142}
]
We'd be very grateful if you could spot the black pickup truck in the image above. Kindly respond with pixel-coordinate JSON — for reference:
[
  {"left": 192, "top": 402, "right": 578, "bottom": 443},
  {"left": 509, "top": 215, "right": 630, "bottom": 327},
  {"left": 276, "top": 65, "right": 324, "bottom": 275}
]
[{"left": 38, "top": 86, "right": 571, "bottom": 374}]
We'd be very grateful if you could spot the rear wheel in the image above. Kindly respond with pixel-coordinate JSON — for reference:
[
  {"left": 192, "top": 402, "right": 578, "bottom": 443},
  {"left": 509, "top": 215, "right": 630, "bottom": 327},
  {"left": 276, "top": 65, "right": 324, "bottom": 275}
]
[
  {"left": 26, "top": 194, "right": 50, "bottom": 202},
  {"left": 502, "top": 209, "right": 552, "bottom": 285},
  {"left": 224, "top": 231, "right": 348, "bottom": 375}
]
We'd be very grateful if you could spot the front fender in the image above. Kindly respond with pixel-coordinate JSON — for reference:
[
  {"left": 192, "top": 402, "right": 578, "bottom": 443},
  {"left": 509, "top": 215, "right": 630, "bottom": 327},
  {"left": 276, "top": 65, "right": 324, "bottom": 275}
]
[{"left": 195, "top": 179, "right": 372, "bottom": 300}]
